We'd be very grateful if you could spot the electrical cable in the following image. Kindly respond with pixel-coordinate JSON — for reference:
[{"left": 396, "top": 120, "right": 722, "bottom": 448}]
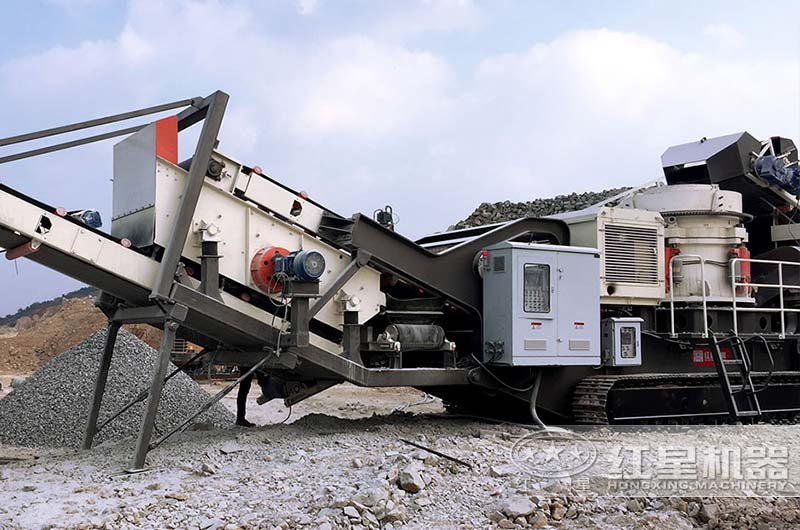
[
  {"left": 642, "top": 330, "right": 693, "bottom": 347},
  {"left": 528, "top": 370, "right": 546, "bottom": 429},
  {"left": 469, "top": 353, "right": 536, "bottom": 393},
  {"left": 392, "top": 393, "right": 435, "bottom": 413},
  {"left": 279, "top": 405, "right": 293, "bottom": 424},
  {"left": 422, "top": 411, "right": 551, "bottom": 430},
  {"left": 465, "top": 353, "right": 545, "bottom": 427}
]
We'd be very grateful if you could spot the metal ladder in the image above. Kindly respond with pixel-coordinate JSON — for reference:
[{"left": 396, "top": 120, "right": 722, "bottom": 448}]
[{"left": 709, "top": 336, "right": 762, "bottom": 420}]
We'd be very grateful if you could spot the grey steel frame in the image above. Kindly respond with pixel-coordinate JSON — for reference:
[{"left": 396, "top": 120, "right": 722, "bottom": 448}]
[
  {"left": 96, "top": 92, "right": 228, "bottom": 470},
  {"left": 0, "top": 93, "right": 224, "bottom": 470},
  {"left": 58, "top": 91, "right": 466, "bottom": 468},
  {"left": 0, "top": 90, "right": 571, "bottom": 469},
  {"left": 0, "top": 97, "right": 202, "bottom": 165},
  {"left": 27, "top": 91, "right": 233, "bottom": 469}
]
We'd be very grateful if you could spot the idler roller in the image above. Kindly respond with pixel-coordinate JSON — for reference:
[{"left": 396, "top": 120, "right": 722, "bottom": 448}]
[{"left": 384, "top": 324, "right": 445, "bottom": 351}]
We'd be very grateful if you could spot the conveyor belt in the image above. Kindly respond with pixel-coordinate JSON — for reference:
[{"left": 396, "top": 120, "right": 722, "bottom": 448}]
[{"left": 318, "top": 213, "right": 570, "bottom": 314}]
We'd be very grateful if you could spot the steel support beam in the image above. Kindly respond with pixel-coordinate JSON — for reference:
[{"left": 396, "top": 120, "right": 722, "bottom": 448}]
[
  {"left": 0, "top": 96, "right": 204, "bottom": 165},
  {"left": 151, "top": 91, "right": 229, "bottom": 301},
  {"left": 320, "top": 214, "right": 569, "bottom": 312},
  {"left": 176, "top": 95, "right": 214, "bottom": 130},
  {"left": 112, "top": 305, "right": 165, "bottom": 324},
  {"left": 284, "top": 380, "right": 338, "bottom": 406},
  {"left": 130, "top": 320, "right": 178, "bottom": 471},
  {"left": 342, "top": 310, "right": 361, "bottom": 362},
  {"left": 82, "top": 321, "right": 121, "bottom": 450},
  {"left": 170, "top": 283, "right": 284, "bottom": 347},
  {"left": 0, "top": 98, "right": 200, "bottom": 148},
  {"left": 288, "top": 343, "right": 469, "bottom": 387},
  {"left": 0, "top": 125, "right": 146, "bottom": 165},
  {"left": 212, "top": 349, "right": 299, "bottom": 370},
  {"left": 148, "top": 355, "right": 275, "bottom": 451},
  {"left": 308, "top": 250, "right": 370, "bottom": 319},
  {"left": 97, "top": 348, "right": 207, "bottom": 435},
  {"left": 199, "top": 240, "right": 222, "bottom": 301},
  {"left": 291, "top": 297, "right": 311, "bottom": 348}
]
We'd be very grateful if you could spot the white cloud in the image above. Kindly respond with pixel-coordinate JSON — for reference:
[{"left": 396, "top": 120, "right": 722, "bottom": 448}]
[
  {"left": 456, "top": 28, "right": 797, "bottom": 211},
  {"left": 294, "top": 36, "right": 453, "bottom": 138},
  {"left": 0, "top": 7, "right": 797, "bottom": 239},
  {"left": 703, "top": 23, "right": 745, "bottom": 49},
  {"left": 417, "top": 0, "right": 483, "bottom": 31},
  {"left": 374, "top": 0, "right": 484, "bottom": 37},
  {"left": 297, "top": 0, "right": 319, "bottom": 16},
  {"left": 44, "top": 0, "right": 108, "bottom": 11},
  {"left": 118, "top": 25, "right": 156, "bottom": 65}
]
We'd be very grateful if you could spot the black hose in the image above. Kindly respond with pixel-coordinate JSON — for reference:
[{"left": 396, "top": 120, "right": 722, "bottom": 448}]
[
  {"left": 528, "top": 370, "right": 546, "bottom": 429},
  {"left": 467, "top": 353, "right": 546, "bottom": 428},
  {"left": 469, "top": 353, "right": 535, "bottom": 392},
  {"left": 642, "top": 330, "right": 693, "bottom": 347}
]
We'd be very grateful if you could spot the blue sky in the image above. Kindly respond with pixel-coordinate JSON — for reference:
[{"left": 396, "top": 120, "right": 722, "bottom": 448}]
[{"left": 1, "top": 0, "right": 799, "bottom": 316}]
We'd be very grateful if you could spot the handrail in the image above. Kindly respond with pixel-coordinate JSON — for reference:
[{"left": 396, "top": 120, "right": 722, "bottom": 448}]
[
  {"left": 730, "top": 257, "right": 800, "bottom": 339},
  {"left": 669, "top": 255, "right": 800, "bottom": 339}
]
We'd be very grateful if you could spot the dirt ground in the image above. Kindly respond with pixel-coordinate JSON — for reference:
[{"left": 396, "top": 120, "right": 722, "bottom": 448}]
[
  {"left": 224, "top": 382, "right": 445, "bottom": 425},
  {"left": 3, "top": 381, "right": 800, "bottom": 530}
]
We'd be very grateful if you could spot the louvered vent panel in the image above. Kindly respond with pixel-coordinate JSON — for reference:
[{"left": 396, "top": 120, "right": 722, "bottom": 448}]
[{"left": 603, "top": 224, "right": 659, "bottom": 285}]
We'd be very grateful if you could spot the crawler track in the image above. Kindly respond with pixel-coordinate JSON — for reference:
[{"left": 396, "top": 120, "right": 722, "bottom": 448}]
[{"left": 573, "top": 372, "right": 800, "bottom": 424}]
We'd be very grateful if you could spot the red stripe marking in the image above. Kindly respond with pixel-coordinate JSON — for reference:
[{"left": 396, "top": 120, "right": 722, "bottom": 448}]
[{"left": 155, "top": 116, "right": 178, "bottom": 164}]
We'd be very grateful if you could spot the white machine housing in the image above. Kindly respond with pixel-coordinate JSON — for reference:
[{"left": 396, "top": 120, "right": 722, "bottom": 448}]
[
  {"left": 482, "top": 241, "right": 601, "bottom": 366},
  {"left": 622, "top": 184, "right": 751, "bottom": 303},
  {"left": 111, "top": 122, "right": 386, "bottom": 335},
  {"left": 554, "top": 206, "right": 666, "bottom": 305}
]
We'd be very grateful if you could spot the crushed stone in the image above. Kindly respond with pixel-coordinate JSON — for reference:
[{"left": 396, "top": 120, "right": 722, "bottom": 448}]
[{"left": 0, "top": 329, "right": 233, "bottom": 448}]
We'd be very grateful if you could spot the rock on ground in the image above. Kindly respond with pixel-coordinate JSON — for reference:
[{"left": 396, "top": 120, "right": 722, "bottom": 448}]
[{"left": 0, "top": 329, "right": 233, "bottom": 448}]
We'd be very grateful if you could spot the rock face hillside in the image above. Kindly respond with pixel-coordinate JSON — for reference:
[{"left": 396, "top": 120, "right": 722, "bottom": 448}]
[{"left": 0, "top": 297, "right": 162, "bottom": 374}]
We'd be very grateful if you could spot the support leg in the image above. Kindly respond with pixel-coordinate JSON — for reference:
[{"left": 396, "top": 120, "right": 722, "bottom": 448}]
[
  {"left": 290, "top": 296, "right": 310, "bottom": 348},
  {"left": 199, "top": 240, "right": 222, "bottom": 301},
  {"left": 130, "top": 320, "right": 178, "bottom": 471},
  {"left": 82, "top": 321, "right": 121, "bottom": 450},
  {"left": 342, "top": 310, "right": 362, "bottom": 363}
]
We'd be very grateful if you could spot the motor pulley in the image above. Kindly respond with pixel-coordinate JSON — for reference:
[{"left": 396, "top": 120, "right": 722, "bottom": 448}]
[{"left": 250, "top": 246, "right": 289, "bottom": 293}]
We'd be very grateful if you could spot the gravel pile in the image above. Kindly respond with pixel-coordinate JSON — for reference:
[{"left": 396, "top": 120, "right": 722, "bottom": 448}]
[
  {"left": 0, "top": 329, "right": 233, "bottom": 448},
  {"left": 451, "top": 187, "right": 630, "bottom": 230}
]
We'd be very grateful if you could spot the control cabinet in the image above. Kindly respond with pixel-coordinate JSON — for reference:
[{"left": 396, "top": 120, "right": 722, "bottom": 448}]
[
  {"left": 482, "top": 242, "right": 601, "bottom": 366},
  {"left": 601, "top": 317, "right": 643, "bottom": 366}
]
